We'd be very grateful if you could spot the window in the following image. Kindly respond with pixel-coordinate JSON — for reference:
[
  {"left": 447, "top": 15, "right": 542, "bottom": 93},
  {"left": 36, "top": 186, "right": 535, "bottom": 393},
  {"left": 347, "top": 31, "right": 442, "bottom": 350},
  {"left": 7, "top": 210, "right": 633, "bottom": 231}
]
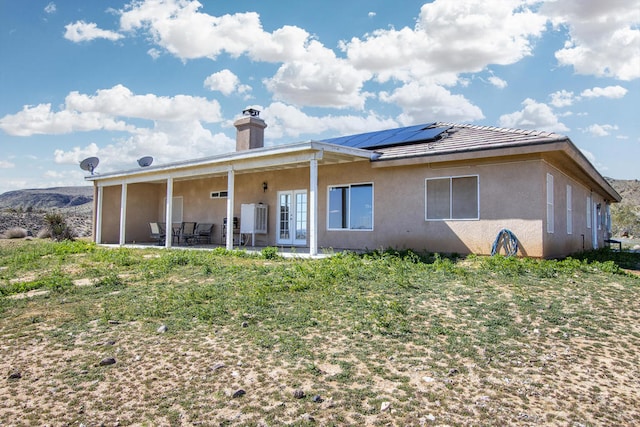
[
  {"left": 546, "top": 173, "right": 554, "bottom": 234},
  {"left": 425, "top": 176, "right": 479, "bottom": 220},
  {"left": 566, "top": 185, "right": 572, "bottom": 235},
  {"left": 586, "top": 195, "right": 591, "bottom": 229},
  {"left": 328, "top": 183, "right": 373, "bottom": 230},
  {"left": 210, "top": 190, "right": 228, "bottom": 199}
]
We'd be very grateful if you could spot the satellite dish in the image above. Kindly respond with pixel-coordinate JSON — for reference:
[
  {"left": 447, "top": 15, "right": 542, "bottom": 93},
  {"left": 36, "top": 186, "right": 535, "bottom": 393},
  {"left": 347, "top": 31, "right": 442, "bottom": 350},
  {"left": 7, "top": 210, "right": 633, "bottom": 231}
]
[
  {"left": 79, "top": 157, "right": 99, "bottom": 175},
  {"left": 137, "top": 156, "right": 154, "bottom": 167}
]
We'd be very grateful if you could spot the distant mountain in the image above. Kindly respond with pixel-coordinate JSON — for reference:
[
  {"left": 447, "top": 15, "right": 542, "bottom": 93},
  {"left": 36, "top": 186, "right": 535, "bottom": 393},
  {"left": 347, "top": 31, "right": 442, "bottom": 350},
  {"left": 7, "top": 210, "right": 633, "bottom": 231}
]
[
  {"left": 0, "top": 186, "right": 93, "bottom": 211},
  {"left": 607, "top": 178, "right": 640, "bottom": 207}
]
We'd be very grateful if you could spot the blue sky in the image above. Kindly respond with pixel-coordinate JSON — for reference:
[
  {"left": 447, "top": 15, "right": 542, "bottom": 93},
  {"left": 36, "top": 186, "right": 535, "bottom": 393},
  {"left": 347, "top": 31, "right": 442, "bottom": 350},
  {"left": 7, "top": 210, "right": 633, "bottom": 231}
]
[{"left": 1, "top": 0, "right": 638, "bottom": 194}]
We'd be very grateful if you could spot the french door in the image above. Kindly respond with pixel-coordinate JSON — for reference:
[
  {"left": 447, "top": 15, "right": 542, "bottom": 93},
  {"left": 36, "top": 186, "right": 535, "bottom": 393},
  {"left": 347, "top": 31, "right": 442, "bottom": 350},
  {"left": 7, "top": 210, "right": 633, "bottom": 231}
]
[{"left": 277, "top": 190, "right": 307, "bottom": 246}]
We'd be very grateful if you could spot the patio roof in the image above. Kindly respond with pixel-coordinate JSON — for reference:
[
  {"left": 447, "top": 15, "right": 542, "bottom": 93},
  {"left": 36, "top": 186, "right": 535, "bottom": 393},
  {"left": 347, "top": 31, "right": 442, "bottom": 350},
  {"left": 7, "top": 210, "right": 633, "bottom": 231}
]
[{"left": 85, "top": 140, "right": 375, "bottom": 186}]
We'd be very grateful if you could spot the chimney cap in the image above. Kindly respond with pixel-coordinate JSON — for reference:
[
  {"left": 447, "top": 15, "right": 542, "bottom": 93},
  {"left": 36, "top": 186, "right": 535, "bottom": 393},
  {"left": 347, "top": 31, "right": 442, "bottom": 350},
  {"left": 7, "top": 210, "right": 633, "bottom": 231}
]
[{"left": 242, "top": 108, "right": 260, "bottom": 117}]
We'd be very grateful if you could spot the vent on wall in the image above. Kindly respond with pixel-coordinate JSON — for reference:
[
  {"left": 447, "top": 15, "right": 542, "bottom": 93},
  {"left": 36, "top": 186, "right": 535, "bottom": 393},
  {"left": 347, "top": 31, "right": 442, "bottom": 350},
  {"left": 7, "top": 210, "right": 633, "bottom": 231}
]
[{"left": 210, "top": 191, "right": 228, "bottom": 199}]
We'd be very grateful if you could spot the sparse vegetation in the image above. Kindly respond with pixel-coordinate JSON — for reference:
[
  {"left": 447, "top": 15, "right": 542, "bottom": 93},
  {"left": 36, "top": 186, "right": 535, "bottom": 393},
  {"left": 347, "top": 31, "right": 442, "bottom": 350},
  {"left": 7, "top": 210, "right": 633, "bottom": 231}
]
[
  {"left": 1, "top": 227, "right": 28, "bottom": 239},
  {"left": 1, "top": 240, "right": 639, "bottom": 426},
  {"left": 43, "top": 212, "right": 75, "bottom": 241}
]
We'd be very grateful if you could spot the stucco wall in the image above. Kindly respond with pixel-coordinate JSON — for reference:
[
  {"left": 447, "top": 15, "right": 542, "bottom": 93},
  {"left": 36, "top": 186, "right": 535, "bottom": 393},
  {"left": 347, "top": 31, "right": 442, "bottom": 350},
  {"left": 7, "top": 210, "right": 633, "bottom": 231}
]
[{"left": 96, "top": 155, "right": 606, "bottom": 257}]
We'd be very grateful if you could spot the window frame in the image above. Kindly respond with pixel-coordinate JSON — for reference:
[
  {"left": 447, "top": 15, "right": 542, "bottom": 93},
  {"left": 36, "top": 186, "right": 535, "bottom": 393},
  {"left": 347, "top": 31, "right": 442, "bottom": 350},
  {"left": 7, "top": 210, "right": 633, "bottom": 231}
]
[
  {"left": 546, "top": 173, "right": 554, "bottom": 234},
  {"left": 566, "top": 184, "right": 572, "bottom": 235},
  {"left": 327, "top": 182, "right": 374, "bottom": 231},
  {"left": 424, "top": 175, "right": 480, "bottom": 221}
]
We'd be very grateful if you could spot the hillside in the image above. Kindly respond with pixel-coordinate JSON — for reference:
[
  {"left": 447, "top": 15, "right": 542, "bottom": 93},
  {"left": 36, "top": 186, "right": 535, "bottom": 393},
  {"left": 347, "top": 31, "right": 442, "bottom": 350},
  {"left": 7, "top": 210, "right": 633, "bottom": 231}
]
[
  {"left": 607, "top": 177, "right": 640, "bottom": 207},
  {"left": 0, "top": 186, "right": 93, "bottom": 211},
  {"left": 0, "top": 187, "right": 93, "bottom": 237}
]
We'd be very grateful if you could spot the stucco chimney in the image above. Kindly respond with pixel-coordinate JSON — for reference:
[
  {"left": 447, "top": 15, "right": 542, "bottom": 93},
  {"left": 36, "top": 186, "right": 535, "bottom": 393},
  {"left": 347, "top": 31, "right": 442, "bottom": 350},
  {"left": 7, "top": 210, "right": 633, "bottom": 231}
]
[{"left": 234, "top": 108, "right": 267, "bottom": 151}]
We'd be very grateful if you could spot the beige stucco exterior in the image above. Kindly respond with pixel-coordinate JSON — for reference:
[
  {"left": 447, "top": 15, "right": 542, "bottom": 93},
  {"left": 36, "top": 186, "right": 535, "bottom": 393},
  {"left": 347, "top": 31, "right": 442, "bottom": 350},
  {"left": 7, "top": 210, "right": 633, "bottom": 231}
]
[{"left": 90, "top": 139, "right": 617, "bottom": 258}]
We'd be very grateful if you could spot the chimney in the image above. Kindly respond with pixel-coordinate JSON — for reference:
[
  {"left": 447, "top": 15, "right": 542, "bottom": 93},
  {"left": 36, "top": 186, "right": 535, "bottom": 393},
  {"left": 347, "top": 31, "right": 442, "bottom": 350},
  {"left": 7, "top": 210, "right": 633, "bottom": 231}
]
[{"left": 234, "top": 108, "right": 267, "bottom": 151}]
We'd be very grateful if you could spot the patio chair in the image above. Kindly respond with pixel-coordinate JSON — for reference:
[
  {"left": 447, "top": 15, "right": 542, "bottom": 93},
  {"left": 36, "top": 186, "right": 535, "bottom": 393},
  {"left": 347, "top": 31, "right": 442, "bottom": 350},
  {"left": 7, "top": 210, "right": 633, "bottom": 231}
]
[
  {"left": 194, "top": 223, "right": 214, "bottom": 244},
  {"left": 149, "top": 222, "right": 166, "bottom": 245},
  {"left": 181, "top": 221, "right": 197, "bottom": 245}
]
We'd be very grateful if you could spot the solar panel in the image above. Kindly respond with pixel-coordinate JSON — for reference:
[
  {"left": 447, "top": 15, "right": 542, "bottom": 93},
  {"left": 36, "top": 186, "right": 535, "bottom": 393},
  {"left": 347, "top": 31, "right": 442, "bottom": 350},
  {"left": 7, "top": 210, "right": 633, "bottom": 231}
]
[{"left": 322, "top": 123, "right": 451, "bottom": 149}]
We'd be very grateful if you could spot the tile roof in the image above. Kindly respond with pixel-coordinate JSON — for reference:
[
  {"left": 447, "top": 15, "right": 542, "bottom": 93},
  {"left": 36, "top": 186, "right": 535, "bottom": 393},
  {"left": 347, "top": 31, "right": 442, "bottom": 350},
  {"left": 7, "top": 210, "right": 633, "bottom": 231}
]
[{"left": 369, "top": 122, "right": 568, "bottom": 161}]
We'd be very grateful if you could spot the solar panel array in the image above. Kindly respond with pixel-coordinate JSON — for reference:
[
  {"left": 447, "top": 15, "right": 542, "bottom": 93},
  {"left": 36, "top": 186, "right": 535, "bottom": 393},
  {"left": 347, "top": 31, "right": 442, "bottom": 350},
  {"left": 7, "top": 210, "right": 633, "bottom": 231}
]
[{"left": 321, "top": 123, "right": 451, "bottom": 150}]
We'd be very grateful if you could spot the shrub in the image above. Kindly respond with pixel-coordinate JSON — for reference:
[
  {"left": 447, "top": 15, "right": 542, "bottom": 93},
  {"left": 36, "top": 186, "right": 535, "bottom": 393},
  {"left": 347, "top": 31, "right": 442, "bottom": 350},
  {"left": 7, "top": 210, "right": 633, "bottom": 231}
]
[
  {"left": 261, "top": 246, "right": 281, "bottom": 260},
  {"left": 4, "top": 227, "right": 28, "bottom": 239},
  {"left": 43, "top": 212, "right": 75, "bottom": 241}
]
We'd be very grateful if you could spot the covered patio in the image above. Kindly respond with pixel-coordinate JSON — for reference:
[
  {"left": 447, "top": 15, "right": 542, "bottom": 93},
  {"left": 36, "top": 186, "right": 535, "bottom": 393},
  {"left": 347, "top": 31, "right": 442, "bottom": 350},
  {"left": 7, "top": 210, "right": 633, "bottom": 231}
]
[{"left": 88, "top": 141, "right": 374, "bottom": 256}]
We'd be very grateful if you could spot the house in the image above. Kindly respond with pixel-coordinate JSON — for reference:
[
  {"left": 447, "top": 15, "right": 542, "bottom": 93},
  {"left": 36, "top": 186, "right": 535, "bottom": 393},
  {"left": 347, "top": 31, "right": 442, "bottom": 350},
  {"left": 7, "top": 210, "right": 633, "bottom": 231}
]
[{"left": 85, "top": 109, "right": 621, "bottom": 258}]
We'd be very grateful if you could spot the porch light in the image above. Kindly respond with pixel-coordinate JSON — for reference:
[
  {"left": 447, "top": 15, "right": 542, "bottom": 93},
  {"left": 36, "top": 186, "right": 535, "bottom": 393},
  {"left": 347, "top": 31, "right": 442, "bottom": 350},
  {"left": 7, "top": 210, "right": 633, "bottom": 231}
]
[{"left": 263, "top": 181, "right": 268, "bottom": 192}]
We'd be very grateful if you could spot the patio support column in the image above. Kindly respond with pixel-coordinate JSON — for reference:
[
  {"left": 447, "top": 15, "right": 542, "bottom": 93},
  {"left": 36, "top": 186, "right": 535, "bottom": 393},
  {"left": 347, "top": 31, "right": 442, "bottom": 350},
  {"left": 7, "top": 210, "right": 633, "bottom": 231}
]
[
  {"left": 165, "top": 177, "right": 173, "bottom": 248},
  {"left": 226, "top": 168, "right": 235, "bottom": 250},
  {"left": 95, "top": 185, "right": 103, "bottom": 244},
  {"left": 119, "top": 183, "right": 127, "bottom": 246},
  {"left": 309, "top": 158, "right": 318, "bottom": 256}
]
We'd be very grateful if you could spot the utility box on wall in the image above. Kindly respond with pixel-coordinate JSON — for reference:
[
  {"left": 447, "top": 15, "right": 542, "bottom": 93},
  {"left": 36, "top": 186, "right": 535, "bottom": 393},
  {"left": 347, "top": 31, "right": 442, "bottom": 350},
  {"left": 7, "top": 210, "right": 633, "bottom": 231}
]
[{"left": 241, "top": 203, "right": 268, "bottom": 245}]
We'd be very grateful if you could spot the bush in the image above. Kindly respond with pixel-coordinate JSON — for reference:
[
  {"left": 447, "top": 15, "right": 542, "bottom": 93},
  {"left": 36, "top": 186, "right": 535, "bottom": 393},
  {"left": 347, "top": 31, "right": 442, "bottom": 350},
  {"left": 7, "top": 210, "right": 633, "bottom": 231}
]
[
  {"left": 43, "top": 212, "right": 75, "bottom": 241},
  {"left": 4, "top": 227, "right": 28, "bottom": 239}
]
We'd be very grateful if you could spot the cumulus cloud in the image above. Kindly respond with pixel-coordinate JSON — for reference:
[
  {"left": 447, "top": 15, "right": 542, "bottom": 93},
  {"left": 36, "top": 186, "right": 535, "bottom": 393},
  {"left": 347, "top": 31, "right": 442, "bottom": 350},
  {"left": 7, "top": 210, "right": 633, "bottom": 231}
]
[
  {"left": 0, "top": 85, "right": 222, "bottom": 137},
  {"left": 543, "top": 0, "right": 640, "bottom": 80},
  {"left": 262, "top": 102, "right": 398, "bottom": 140},
  {"left": 44, "top": 2, "right": 56, "bottom": 14},
  {"left": 585, "top": 123, "right": 619, "bottom": 137},
  {"left": 488, "top": 75, "right": 508, "bottom": 89},
  {"left": 380, "top": 82, "right": 484, "bottom": 124},
  {"left": 64, "top": 21, "right": 124, "bottom": 42},
  {"left": 0, "top": 160, "right": 15, "bottom": 168},
  {"left": 580, "top": 85, "right": 628, "bottom": 98},
  {"left": 498, "top": 98, "right": 569, "bottom": 132},
  {"left": 204, "top": 70, "right": 251, "bottom": 96},
  {"left": 549, "top": 90, "right": 577, "bottom": 108},
  {"left": 54, "top": 122, "right": 235, "bottom": 171},
  {"left": 344, "top": 0, "right": 547, "bottom": 82},
  {"left": 264, "top": 42, "right": 372, "bottom": 109}
]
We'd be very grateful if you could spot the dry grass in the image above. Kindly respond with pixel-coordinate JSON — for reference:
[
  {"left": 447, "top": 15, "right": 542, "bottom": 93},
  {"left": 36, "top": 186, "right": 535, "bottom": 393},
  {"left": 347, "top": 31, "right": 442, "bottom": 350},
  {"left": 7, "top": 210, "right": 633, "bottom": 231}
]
[{"left": 1, "top": 240, "right": 639, "bottom": 426}]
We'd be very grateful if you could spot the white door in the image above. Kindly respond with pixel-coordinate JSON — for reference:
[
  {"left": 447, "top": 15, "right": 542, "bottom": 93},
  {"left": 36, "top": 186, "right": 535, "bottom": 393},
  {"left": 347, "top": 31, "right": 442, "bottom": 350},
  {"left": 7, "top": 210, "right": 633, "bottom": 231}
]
[{"left": 277, "top": 190, "right": 307, "bottom": 246}]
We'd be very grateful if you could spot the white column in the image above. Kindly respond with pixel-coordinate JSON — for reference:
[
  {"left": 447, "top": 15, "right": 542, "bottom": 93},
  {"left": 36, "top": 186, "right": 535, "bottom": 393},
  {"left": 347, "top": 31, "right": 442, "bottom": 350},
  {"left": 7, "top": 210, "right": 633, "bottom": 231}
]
[
  {"left": 165, "top": 177, "right": 173, "bottom": 248},
  {"left": 226, "top": 169, "right": 235, "bottom": 250},
  {"left": 309, "top": 158, "right": 318, "bottom": 256},
  {"left": 119, "top": 183, "right": 127, "bottom": 245},
  {"left": 95, "top": 185, "right": 103, "bottom": 244}
]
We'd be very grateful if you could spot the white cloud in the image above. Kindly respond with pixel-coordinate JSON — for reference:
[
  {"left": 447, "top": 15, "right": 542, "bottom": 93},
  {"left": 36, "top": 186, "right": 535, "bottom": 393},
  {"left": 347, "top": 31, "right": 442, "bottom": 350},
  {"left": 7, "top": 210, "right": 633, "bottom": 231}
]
[
  {"left": 54, "top": 122, "right": 235, "bottom": 172},
  {"left": 380, "top": 82, "right": 484, "bottom": 124},
  {"left": 44, "top": 2, "right": 56, "bottom": 14},
  {"left": 498, "top": 98, "right": 569, "bottom": 132},
  {"left": 0, "top": 160, "right": 15, "bottom": 169},
  {"left": 204, "top": 70, "right": 251, "bottom": 96},
  {"left": 543, "top": 0, "right": 640, "bottom": 80},
  {"left": 147, "top": 48, "right": 161, "bottom": 59},
  {"left": 344, "top": 0, "right": 547, "bottom": 82},
  {"left": 262, "top": 102, "right": 398, "bottom": 140},
  {"left": 64, "top": 21, "right": 124, "bottom": 42},
  {"left": 264, "top": 42, "right": 372, "bottom": 109},
  {"left": 580, "top": 85, "right": 628, "bottom": 98},
  {"left": 0, "top": 85, "right": 223, "bottom": 136},
  {"left": 550, "top": 90, "right": 576, "bottom": 108},
  {"left": 585, "top": 123, "right": 619, "bottom": 137},
  {"left": 368, "top": 12, "right": 376, "bottom": 18},
  {"left": 488, "top": 75, "right": 508, "bottom": 89}
]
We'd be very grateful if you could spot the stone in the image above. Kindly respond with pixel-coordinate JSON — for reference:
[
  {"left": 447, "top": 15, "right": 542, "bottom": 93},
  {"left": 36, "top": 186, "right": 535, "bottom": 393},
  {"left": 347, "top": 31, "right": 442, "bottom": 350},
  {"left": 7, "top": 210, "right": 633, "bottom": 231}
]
[
  {"left": 98, "top": 357, "right": 116, "bottom": 366},
  {"left": 301, "top": 413, "right": 315, "bottom": 422},
  {"left": 157, "top": 324, "right": 168, "bottom": 333},
  {"left": 422, "top": 376, "right": 436, "bottom": 383},
  {"left": 293, "top": 389, "right": 305, "bottom": 399},
  {"left": 380, "top": 401, "right": 391, "bottom": 412},
  {"left": 232, "top": 389, "right": 246, "bottom": 398},
  {"left": 211, "top": 362, "right": 226, "bottom": 371},
  {"left": 241, "top": 321, "right": 249, "bottom": 328},
  {"left": 312, "top": 394, "right": 323, "bottom": 403},
  {"left": 8, "top": 371, "right": 21, "bottom": 380},
  {"left": 447, "top": 368, "right": 459, "bottom": 376}
]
